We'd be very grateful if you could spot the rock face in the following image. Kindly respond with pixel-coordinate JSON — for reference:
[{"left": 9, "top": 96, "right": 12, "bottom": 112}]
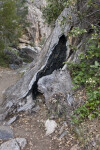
[
  {"left": 0, "top": 7, "right": 88, "bottom": 120},
  {"left": 21, "top": 0, "right": 51, "bottom": 47}
]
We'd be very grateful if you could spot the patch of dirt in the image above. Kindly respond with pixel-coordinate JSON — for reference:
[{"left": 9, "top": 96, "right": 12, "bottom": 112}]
[
  {"left": 0, "top": 67, "right": 20, "bottom": 105},
  {"left": 75, "top": 119, "right": 100, "bottom": 150},
  {"left": 11, "top": 104, "right": 77, "bottom": 150}
]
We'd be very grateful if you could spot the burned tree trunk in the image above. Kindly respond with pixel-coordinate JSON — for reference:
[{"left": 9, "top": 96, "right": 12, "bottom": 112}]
[
  {"left": 0, "top": 7, "right": 84, "bottom": 120},
  {"left": 32, "top": 35, "right": 67, "bottom": 98}
]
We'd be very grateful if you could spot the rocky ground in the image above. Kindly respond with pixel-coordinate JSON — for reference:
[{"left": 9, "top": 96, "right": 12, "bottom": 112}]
[
  {"left": 0, "top": 67, "right": 100, "bottom": 150},
  {"left": 11, "top": 104, "right": 76, "bottom": 150}
]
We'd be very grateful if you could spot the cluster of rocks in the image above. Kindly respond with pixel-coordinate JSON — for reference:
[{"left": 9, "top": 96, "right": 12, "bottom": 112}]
[
  {"left": 4, "top": 46, "right": 41, "bottom": 70},
  {"left": 0, "top": 125, "right": 27, "bottom": 150}
]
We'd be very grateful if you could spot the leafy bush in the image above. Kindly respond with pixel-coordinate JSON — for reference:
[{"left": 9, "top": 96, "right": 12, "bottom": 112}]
[{"left": 67, "top": 28, "right": 100, "bottom": 122}]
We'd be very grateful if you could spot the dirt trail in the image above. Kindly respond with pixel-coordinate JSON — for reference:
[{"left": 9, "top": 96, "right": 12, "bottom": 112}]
[
  {"left": 12, "top": 105, "right": 75, "bottom": 150},
  {"left": 0, "top": 67, "right": 20, "bottom": 105}
]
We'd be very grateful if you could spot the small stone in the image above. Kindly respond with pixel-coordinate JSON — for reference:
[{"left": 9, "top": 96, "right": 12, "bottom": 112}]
[
  {"left": 59, "top": 131, "right": 67, "bottom": 139},
  {"left": 0, "top": 125, "right": 13, "bottom": 140},
  {"left": 7, "top": 116, "right": 18, "bottom": 125},
  {"left": 45, "top": 119, "right": 57, "bottom": 135},
  {"left": 32, "top": 105, "right": 40, "bottom": 113}
]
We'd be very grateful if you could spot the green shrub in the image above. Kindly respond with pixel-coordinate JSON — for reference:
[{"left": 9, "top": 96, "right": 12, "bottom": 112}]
[{"left": 67, "top": 28, "right": 100, "bottom": 122}]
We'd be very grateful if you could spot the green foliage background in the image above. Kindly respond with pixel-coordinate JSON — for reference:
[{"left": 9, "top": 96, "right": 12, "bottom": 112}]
[
  {"left": 0, "top": 0, "right": 28, "bottom": 67},
  {"left": 68, "top": 29, "right": 100, "bottom": 122}
]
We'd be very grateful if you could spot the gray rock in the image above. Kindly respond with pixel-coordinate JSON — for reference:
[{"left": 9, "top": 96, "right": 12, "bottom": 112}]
[
  {"left": 32, "top": 105, "right": 40, "bottom": 113},
  {"left": 4, "top": 49, "right": 23, "bottom": 68},
  {"left": 17, "top": 102, "right": 35, "bottom": 112},
  {"left": 9, "top": 64, "right": 20, "bottom": 70},
  {"left": 16, "top": 138, "right": 27, "bottom": 150},
  {"left": 59, "top": 131, "right": 67, "bottom": 139},
  {"left": 17, "top": 93, "right": 35, "bottom": 112},
  {"left": 0, "top": 140, "right": 20, "bottom": 150},
  {"left": 38, "top": 70, "right": 74, "bottom": 104},
  {"left": 7, "top": 116, "right": 18, "bottom": 125},
  {"left": 0, "top": 138, "right": 27, "bottom": 150},
  {"left": 19, "top": 46, "right": 39, "bottom": 61},
  {"left": 0, "top": 126, "right": 13, "bottom": 140}
]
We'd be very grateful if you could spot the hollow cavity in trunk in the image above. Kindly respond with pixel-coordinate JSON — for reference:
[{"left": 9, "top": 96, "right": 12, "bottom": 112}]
[{"left": 32, "top": 35, "right": 67, "bottom": 98}]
